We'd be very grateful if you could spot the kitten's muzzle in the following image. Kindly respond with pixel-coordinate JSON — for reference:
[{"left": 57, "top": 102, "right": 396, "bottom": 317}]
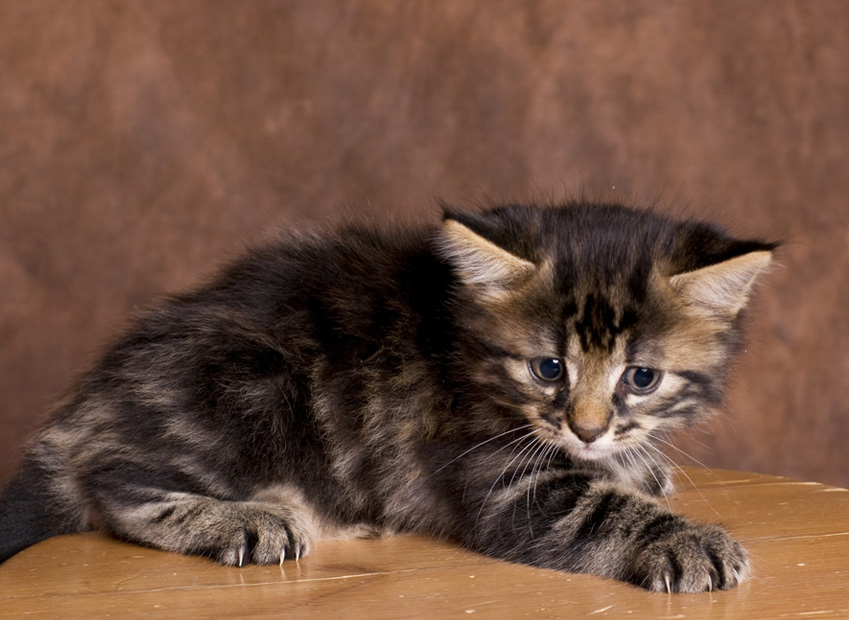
[{"left": 566, "top": 399, "right": 613, "bottom": 444}]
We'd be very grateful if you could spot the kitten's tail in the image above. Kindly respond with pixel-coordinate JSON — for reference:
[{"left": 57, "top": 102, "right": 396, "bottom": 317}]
[{"left": 0, "top": 456, "right": 83, "bottom": 563}]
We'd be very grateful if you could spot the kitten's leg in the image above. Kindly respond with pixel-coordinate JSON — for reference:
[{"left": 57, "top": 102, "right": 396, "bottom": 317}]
[
  {"left": 468, "top": 474, "right": 748, "bottom": 593},
  {"left": 110, "top": 495, "right": 313, "bottom": 565},
  {"left": 85, "top": 463, "right": 314, "bottom": 565}
]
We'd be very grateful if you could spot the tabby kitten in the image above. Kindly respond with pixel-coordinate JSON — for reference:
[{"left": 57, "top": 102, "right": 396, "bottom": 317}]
[{"left": 0, "top": 202, "right": 774, "bottom": 593}]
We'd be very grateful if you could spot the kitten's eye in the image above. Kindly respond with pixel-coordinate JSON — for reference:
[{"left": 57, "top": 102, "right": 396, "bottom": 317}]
[
  {"left": 529, "top": 357, "right": 564, "bottom": 382},
  {"left": 621, "top": 367, "right": 662, "bottom": 394}
]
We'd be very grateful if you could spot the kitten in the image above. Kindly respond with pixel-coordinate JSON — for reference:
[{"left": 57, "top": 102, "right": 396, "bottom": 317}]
[{"left": 0, "top": 202, "right": 774, "bottom": 593}]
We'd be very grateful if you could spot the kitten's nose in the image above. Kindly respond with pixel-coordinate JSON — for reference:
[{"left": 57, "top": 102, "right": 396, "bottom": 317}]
[{"left": 569, "top": 423, "right": 607, "bottom": 444}]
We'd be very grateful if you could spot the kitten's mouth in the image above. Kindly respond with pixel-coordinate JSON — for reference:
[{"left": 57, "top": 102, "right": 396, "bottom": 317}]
[
  {"left": 554, "top": 431, "right": 618, "bottom": 462},
  {"left": 568, "top": 442, "right": 613, "bottom": 461},
  {"left": 534, "top": 422, "right": 622, "bottom": 462}
]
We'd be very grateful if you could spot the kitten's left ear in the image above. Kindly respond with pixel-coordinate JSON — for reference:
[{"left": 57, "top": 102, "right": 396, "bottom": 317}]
[
  {"left": 670, "top": 249, "right": 774, "bottom": 316},
  {"left": 439, "top": 216, "right": 536, "bottom": 300}
]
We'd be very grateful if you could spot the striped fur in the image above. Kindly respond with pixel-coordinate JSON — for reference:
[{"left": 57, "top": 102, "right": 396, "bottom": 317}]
[{"left": 0, "top": 202, "right": 774, "bottom": 592}]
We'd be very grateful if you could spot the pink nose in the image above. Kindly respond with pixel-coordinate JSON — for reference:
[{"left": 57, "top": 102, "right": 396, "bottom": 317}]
[{"left": 569, "top": 423, "right": 607, "bottom": 443}]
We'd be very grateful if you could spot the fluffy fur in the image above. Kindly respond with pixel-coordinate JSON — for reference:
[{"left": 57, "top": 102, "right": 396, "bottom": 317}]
[{"left": 0, "top": 202, "right": 775, "bottom": 592}]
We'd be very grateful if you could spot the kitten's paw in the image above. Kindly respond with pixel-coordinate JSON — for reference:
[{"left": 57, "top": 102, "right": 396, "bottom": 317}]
[
  {"left": 632, "top": 523, "right": 749, "bottom": 593},
  {"left": 192, "top": 503, "right": 312, "bottom": 567}
]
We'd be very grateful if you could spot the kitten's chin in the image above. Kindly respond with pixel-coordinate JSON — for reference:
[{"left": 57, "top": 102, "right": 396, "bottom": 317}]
[
  {"left": 561, "top": 438, "right": 618, "bottom": 462},
  {"left": 537, "top": 426, "right": 621, "bottom": 462}
]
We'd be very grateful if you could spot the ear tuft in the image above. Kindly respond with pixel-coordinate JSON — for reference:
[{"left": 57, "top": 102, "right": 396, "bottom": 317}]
[
  {"left": 439, "top": 218, "right": 536, "bottom": 298},
  {"left": 669, "top": 250, "right": 773, "bottom": 315}
]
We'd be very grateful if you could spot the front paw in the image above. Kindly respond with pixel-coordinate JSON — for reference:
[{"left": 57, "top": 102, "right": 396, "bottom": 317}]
[
  {"left": 209, "top": 506, "right": 312, "bottom": 566},
  {"left": 632, "top": 523, "right": 749, "bottom": 593},
  {"left": 163, "top": 501, "right": 312, "bottom": 566}
]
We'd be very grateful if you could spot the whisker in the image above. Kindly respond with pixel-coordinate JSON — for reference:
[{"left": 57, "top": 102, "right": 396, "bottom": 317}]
[
  {"left": 433, "top": 424, "right": 535, "bottom": 475},
  {"left": 521, "top": 439, "right": 563, "bottom": 531},
  {"left": 457, "top": 428, "right": 536, "bottom": 504},
  {"left": 641, "top": 441, "right": 689, "bottom": 485},
  {"left": 648, "top": 432, "right": 711, "bottom": 470},
  {"left": 473, "top": 432, "right": 540, "bottom": 532},
  {"left": 533, "top": 442, "right": 560, "bottom": 506},
  {"left": 616, "top": 447, "right": 642, "bottom": 482},
  {"left": 514, "top": 434, "right": 548, "bottom": 487},
  {"left": 641, "top": 441, "right": 723, "bottom": 519},
  {"left": 632, "top": 445, "right": 672, "bottom": 511},
  {"left": 517, "top": 437, "right": 553, "bottom": 534}
]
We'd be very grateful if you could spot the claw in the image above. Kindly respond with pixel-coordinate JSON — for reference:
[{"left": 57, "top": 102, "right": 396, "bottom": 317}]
[
  {"left": 279, "top": 549, "right": 286, "bottom": 566},
  {"left": 664, "top": 573, "right": 672, "bottom": 594},
  {"left": 295, "top": 546, "right": 301, "bottom": 562},
  {"left": 237, "top": 546, "right": 245, "bottom": 568}
]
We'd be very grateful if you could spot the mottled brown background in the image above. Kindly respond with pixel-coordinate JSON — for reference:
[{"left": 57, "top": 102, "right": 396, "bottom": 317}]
[{"left": 1, "top": 1, "right": 848, "bottom": 487}]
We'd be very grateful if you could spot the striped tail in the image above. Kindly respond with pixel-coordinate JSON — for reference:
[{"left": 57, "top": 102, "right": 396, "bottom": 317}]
[{"left": 0, "top": 457, "right": 82, "bottom": 563}]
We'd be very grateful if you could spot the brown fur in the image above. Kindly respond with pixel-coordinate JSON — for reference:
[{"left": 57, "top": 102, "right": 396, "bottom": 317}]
[{"left": 0, "top": 202, "right": 774, "bottom": 592}]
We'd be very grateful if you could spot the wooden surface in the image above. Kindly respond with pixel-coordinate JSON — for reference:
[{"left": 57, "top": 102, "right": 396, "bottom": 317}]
[{"left": 1, "top": 468, "right": 848, "bottom": 619}]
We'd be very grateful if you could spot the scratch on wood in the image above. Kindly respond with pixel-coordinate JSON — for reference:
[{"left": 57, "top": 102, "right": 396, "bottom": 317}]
[
  {"left": 589, "top": 604, "right": 615, "bottom": 614},
  {"left": 766, "top": 531, "right": 849, "bottom": 542}
]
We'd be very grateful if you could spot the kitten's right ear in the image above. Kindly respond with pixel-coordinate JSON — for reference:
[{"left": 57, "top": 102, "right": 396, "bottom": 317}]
[{"left": 438, "top": 215, "right": 535, "bottom": 300}]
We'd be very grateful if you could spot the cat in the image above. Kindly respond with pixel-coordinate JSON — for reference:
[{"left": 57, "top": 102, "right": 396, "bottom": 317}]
[{"left": 0, "top": 201, "right": 775, "bottom": 593}]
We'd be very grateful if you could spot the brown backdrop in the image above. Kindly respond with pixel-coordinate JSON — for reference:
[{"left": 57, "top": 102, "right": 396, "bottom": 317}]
[{"left": 2, "top": 1, "right": 848, "bottom": 487}]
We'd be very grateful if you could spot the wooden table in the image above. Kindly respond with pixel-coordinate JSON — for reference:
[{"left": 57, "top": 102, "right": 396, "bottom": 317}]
[{"left": 2, "top": 468, "right": 848, "bottom": 619}]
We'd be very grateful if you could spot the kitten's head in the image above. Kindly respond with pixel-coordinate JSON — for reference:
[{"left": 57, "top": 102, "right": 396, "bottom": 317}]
[{"left": 439, "top": 203, "right": 775, "bottom": 464}]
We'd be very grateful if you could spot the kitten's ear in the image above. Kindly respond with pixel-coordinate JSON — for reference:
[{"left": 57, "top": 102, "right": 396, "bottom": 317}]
[
  {"left": 439, "top": 216, "right": 536, "bottom": 298},
  {"left": 669, "top": 250, "right": 774, "bottom": 315}
]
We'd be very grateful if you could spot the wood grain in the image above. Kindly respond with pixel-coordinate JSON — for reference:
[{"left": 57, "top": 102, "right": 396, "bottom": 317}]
[{"left": 1, "top": 468, "right": 847, "bottom": 619}]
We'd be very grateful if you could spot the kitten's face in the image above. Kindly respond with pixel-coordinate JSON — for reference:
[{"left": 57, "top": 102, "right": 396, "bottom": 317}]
[
  {"left": 440, "top": 204, "right": 773, "bottom": 465},
  {"left": 487, "top": 273, "right": 725, "bottom": 463}
]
